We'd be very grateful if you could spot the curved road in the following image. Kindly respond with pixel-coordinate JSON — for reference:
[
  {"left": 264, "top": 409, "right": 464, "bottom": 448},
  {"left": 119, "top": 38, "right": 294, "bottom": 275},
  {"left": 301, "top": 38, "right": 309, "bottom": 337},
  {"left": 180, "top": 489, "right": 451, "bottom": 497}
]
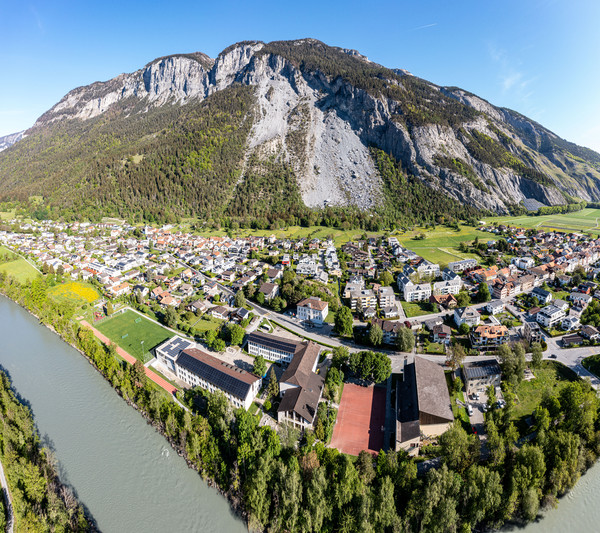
[{"left": 0, "top": 456, "right": 14, "bottom": 533}]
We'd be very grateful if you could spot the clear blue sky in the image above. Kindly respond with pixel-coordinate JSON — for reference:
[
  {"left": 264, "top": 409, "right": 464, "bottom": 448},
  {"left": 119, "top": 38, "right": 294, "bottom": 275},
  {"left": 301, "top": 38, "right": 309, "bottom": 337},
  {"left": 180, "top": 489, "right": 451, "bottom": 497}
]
[{"left": 1, "top": 0, "right": 599, "bottom": 151}]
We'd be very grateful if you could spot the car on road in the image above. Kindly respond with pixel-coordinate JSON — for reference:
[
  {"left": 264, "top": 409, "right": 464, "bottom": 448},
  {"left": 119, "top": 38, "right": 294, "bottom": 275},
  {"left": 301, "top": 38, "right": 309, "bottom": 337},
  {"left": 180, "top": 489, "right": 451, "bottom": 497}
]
[
  {"left": 467, "top": 404, "right": 473, "bottom": 416},
  {"left": 550, "top": 353, "right": 557, "bottom": 359}
]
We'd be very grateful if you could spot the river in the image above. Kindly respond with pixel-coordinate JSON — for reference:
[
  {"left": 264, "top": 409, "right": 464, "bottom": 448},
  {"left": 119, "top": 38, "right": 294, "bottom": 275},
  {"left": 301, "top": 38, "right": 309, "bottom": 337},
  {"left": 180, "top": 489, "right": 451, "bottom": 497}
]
[{"left": 0, "top": 296, "right": 246, "bottom": 533}]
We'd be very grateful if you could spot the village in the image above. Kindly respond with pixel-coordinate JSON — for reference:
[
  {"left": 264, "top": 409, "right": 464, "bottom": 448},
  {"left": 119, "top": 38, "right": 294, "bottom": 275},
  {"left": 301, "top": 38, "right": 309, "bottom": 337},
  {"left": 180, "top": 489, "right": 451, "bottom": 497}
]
[{"left": 2, "top": 218, "right": 600, "bottom": 457}]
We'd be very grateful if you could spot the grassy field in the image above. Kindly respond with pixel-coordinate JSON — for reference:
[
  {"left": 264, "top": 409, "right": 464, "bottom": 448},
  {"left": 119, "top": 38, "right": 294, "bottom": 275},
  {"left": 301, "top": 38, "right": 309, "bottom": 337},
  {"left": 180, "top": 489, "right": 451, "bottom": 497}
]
[
  {"left": 512, "top": 361, "right": 579, "bottom": 422},
  {"left": 486, "top": 208, "right": 600, "bottom": 235},
  {"left": 0, "top": 248, "right": 40, "bottom": 283},
  {"left": 96, "top": 310, "right": 172, "bottom": 362},
  {"left": 48, "top": 281, "right": 100, "bottom": 306},
  {"left": 401, "top": 301, "right": 434, "bottom": 318}
]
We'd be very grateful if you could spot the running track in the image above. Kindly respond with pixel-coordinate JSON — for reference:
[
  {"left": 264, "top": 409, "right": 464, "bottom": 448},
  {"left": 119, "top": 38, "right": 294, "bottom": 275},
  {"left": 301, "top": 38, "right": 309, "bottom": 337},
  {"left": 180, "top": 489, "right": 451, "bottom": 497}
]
[
  {"left": 80, "top": 321, "right": 178, "bottom": 395},
  {"left": 330, "top": 383, "right": 386, "bottom": 456}
]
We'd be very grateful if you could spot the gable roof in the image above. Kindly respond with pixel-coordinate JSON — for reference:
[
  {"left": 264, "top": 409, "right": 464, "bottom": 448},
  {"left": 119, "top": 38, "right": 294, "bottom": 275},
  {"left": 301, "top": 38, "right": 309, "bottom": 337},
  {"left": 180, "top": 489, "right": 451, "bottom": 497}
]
[
  {"left": 280, "top": 342, "right": 321, "bottom": 388},
  {"left": 414, "top": 357, "right": 453, "bottom": 423}
]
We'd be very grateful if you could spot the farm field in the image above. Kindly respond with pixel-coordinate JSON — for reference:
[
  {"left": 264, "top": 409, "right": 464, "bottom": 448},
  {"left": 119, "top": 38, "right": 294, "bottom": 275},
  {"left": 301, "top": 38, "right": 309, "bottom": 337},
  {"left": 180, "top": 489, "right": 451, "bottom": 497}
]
[
  {"left": 486, "top": 208, "right": 600, "bottom": 234},
  {"left": 96, "top": 310, "right": 172, "bottom": 362},
  {"left": 48, "top": 281, "right": 100, "bottom": 306}
]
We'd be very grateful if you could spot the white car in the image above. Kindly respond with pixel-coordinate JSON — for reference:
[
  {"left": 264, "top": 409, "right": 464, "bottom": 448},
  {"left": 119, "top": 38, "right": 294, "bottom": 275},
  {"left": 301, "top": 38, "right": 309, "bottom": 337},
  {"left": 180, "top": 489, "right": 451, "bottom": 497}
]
[{"left": 467, "top": 404, "right": 473, "bottom": 416}]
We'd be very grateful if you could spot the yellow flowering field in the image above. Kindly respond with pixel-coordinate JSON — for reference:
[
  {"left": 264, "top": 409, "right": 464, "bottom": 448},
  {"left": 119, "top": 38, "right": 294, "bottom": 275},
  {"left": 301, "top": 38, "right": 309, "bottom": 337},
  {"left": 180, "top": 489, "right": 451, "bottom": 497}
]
[{"left": 49, "top": 281, "right": 100, "bottom": 304}]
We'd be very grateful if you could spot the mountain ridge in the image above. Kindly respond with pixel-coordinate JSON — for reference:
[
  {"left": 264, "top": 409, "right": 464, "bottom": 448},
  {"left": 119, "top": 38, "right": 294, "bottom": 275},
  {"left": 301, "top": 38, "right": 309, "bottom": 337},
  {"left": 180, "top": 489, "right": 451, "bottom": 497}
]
[{"left": 1, "top": 38, "right": 599, "bottom": 224}]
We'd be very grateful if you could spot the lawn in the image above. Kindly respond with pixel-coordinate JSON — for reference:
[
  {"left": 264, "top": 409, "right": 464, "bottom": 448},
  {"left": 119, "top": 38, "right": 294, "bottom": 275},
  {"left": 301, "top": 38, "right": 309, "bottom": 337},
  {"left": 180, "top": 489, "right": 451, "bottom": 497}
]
[
  {"left": 512, "top": 361, "right": 579, "bottom": 422},
  {"left": 96, "top": 310, "right": 172, "bottom": 362},
  {"left": 582, "top": 354, "right": 600, "bottom": 377},
  {"left": 446, "top": 373, "right": 470, "bottom": 431},
  {"left": 394, "top": 226, "right": 489, "bottom": 265},
  {"left": 486, "top": 208, "right": 600, "bottom": 235},
  {"left": 190, "top": 315, "right": 223, "bottom": 333},
  {"left": 424, "top": 342, "right": 446, "bottom": 355},
  {"left": 401, "top": 300, "right": 434, "bottom": 318},
  {"left": 0, "top": 256, "right": 40, "bottom": 283},
  {"left": 48, "top": 281, "right": 100, "bottom": 306}
]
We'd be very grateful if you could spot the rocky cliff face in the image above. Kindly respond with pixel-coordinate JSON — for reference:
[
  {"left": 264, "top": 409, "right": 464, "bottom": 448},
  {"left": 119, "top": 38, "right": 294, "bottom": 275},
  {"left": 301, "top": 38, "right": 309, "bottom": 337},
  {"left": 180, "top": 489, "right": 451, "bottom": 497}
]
[
  {"left": 14, "top": 39, "right": 600, "bottom": 214},
  {"left": 0, "top": 131, "right": 25, "bottom": 152}
]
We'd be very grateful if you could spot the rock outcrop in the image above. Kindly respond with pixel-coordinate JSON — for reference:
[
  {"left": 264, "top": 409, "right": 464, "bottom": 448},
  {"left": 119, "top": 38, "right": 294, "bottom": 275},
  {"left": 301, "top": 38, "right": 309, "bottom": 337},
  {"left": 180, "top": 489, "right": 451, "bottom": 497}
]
[{"left": 11, "top": 39, "right": 600, "bottom": 213}]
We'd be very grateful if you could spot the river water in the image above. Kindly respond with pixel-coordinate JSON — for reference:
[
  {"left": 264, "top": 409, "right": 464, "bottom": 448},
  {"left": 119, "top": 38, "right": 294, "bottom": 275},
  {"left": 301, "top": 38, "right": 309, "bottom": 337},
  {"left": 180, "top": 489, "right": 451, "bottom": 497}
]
[{"left": 0, "top": 296, "right": 246, "bottom": 533}]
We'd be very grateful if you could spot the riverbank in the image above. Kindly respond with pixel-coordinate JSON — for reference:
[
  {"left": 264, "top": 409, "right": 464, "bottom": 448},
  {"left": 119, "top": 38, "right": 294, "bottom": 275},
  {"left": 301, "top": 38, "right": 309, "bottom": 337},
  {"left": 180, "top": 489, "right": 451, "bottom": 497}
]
[
  {"left": 2, "top": 273, "right": 600, "bottom": 532},
  {"left": 0, "top": 288, "right": 250, "bottom": 526}
]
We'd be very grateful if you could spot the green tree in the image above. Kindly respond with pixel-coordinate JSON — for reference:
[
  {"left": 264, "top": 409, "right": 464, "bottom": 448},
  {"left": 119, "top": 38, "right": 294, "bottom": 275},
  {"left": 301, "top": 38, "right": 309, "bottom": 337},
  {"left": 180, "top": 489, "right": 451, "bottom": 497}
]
[
  {"left": 439, "top": 422, "right": 479, "bottom": 474},
  {"left": 476, "top": 282, "right": 491, "bottom": 303},
  {"left": 396, "top": 327, "right": 415, "bottom": 352},
  {"left": 369, "top": 323, "right": 383, "bottom": 347},
  {"left": 335, "top": 305, "right": 354, "bottom": 337},
  {"left": 228, "top": 323, "right": 245, "bottom": 346},
  {"left": 458, "top": 322, "right": 470, "bottom": 335},
  {"left": 379, "top": 271, "right": 394, "bottom": 287},
  {"left": 267, "top": 366, "right": 279, "bottom": 398},
  {"left": 456, "top": 289, "right": 471, "bottom": 307},
  {"left": 448, "top": 342, "right": 466, "bottom": 370},
  {"left": 164, "top": 305, "right": 178, "bottom": 328},
  {"left": 234, "top": 290, "right": 246, "bottom": 308},
  {"left": 106, "top": 300, "right": 114, "bottom": 316},
  {"left": 212, "top": 338, "right": 226, "bottom": 352},
  {"left": 253, "top": 355, "right": 267, "bottom": 377},
  {"left": 531, "top": 342, "right": 543, "bottom": 368}
]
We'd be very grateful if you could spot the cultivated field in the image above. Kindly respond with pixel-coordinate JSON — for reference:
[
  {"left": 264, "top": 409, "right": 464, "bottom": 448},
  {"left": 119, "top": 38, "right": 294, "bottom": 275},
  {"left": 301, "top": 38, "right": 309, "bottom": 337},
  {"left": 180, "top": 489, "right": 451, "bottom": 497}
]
[
  {"left": 486, "top": 208, "right": 600, "bottom": 234},
  {"left": 48, "top": 281, "right": 100, "bottom": 306},
  {"left": 96, "top": 310, "right": 172, "bottom": 362}
]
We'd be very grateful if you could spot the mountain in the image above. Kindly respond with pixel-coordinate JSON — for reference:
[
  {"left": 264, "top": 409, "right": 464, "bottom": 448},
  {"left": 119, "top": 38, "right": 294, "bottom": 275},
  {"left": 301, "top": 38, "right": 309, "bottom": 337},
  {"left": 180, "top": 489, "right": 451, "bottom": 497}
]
[
  {"left": 1, "top": 39, "right": 599, "bottom": 225},
  {"left": 0, "top": 131, "right": 25, "bottom": 152}
]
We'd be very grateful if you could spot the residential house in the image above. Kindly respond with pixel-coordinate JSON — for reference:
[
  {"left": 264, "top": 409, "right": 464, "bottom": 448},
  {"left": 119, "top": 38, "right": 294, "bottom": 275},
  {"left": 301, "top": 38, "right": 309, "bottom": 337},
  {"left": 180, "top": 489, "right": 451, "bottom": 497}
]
[
  {"left": 561, "top": 315, "right": 580, "bottom": 331},
  {"left": 462, "top": 360, "right": 502, "bottom": 396},
  {"left": 532, "top": 287, "right": 553, "bottom": 305},
  {"left": 382, "top": 305, "right": 399, "bottom": 319},
  {"left": 432, "top": 324, "right": 451, "bottom": 344},
  {"left": 485, "top": 300, "right": 505, "bottom": 315},
  {"left": 470, "top": 324, "right": 509, "bottom": 350},
  {"left": 429, "top": 294, "right": 458, "bottom": 309},
  {"left": 259, "top": 282, "right": 279, "bottom": 301},
  {"left": 432, "top": 279, "right": 461, "bottom": 296},
  {"left": 536, "top": 305, "right": 565, "bottom": 329},
  {"left": 297, "top": 297, "right": 329, "bottom": 324},
  {"left": 523, "top": 321, "right": 543, "bottom": 345},
  {"left": 454, "top": 307, "right": 481, "bottom": 328},
  {"left": 581, "top": 325, "right": 600, "bottom": 341},
  {"left": 210, "top": 306, "right": 229, "bottom": 320}
]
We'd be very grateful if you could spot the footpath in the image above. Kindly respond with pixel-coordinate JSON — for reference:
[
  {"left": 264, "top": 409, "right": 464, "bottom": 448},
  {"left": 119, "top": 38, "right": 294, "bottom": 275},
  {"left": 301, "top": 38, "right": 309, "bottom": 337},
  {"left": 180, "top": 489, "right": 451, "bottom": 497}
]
[
  {"left": 80, "top": 320, "right": 178, "bottom": 395},
  {"left": 0, "top": 456, "right": 14, "bottom": 533}
]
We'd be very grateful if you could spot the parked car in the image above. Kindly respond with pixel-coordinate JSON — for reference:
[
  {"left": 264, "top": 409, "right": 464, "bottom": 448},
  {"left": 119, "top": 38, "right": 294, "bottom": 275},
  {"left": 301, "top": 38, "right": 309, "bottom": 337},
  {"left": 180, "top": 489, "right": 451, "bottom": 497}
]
[{"left": 467, "top": 404, "right": 473, "bottom": 416}]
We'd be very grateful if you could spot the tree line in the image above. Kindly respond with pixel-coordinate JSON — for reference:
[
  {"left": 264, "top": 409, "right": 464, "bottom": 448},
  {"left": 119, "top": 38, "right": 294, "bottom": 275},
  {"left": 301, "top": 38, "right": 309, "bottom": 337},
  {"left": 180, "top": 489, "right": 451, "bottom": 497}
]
[{"left": 2, "top": 270, "right": 600, "bottom": 531}]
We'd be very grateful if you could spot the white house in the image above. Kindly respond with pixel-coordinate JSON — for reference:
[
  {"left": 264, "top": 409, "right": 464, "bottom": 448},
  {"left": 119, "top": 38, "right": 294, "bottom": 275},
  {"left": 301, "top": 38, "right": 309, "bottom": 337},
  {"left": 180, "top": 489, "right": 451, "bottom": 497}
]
[
  {"left": 297, "top": 296, "right": 329, "bottom": 323},
  {"left": 404, "top": 281, "right": 432, "bottom": 302},
  {"left": 536, "top": 305, "right": 566, "bottom": 328},
  {"left": 432, "top": 279, "right": 461, "bottom": 296},
  {"left": 454, "top": 307, "right": 481, "bottom": 328}
]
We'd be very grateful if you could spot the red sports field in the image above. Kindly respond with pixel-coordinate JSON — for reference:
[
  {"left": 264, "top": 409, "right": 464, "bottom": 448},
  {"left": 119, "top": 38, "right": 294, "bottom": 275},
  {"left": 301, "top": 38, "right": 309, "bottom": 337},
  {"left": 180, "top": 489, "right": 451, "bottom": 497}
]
[{"left": 330, "top": 383, "right": 386, "bottom": 456}]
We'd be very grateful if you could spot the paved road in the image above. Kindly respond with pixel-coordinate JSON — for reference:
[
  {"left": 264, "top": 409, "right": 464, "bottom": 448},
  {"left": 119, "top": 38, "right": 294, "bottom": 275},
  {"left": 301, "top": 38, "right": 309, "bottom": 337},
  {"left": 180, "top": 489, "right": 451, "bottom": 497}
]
[
  {"left": 179, "top": 259, "right": 600, "bottom": 385},
  {"left": 0, "top": 456, "right": 14, "bottom": 533}
]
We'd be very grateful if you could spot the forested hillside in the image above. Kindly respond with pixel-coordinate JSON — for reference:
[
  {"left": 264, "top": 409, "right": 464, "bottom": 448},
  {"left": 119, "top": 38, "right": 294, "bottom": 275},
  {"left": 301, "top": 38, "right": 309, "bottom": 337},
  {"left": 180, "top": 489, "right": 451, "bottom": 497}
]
[{"left": 1, "top": 38, "right": 600, "bottom": 225}]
